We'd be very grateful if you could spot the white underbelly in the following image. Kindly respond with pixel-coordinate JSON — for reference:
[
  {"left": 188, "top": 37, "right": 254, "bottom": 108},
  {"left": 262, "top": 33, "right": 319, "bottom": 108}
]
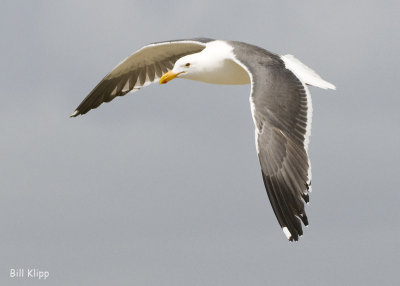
[{"left": 195, "top": 59, "right": 251, "bottom": 85}]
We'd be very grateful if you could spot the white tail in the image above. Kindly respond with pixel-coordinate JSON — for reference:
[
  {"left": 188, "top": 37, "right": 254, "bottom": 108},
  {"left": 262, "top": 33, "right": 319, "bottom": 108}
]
[{"left": 281, "top": 54, "right": 336, "bottom": 90}]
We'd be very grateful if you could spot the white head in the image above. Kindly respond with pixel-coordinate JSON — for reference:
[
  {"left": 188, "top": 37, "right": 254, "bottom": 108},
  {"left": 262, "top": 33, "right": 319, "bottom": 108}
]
[
  {"left": 159, "top": 40, "right": 250, "bottom": 85},
  {"left": 159, "top": 53, "right": 207, "bottom": 83}
]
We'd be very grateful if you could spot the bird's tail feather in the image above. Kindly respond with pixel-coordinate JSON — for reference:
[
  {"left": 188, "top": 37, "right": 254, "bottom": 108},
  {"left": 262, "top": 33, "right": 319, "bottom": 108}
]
[{"left": 281, "top": 54, "right": 336, "bottom": 90}]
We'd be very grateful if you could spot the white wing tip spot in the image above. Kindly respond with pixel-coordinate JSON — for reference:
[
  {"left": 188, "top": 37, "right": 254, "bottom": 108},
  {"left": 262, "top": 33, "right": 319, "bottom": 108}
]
[
  {"left": 70, "top": 110, "right": 79, "bottom": 117},
  {"left": 282, "top": 227, "right": 292, "bottom": 240}
]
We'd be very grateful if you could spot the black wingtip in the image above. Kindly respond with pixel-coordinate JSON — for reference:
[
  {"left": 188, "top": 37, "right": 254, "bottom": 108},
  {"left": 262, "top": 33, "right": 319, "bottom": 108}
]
[
  {"left": 302, "top": 193, "right": 310, "bottom": 203},
  {"left": 283, "top": 227, "right": 299, "bottom": 242},
  {"left": 300, "top": 214, "right": 309, "bottom": 226}
]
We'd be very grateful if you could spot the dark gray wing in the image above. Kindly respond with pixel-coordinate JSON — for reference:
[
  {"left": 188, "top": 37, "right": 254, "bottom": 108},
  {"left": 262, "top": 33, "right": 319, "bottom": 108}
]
[
  {"left": 231, "top": 41, "right": 311, "bottom": 241},
  {"left": 71, "top": 38, "right": 213, "bottom": 117}
]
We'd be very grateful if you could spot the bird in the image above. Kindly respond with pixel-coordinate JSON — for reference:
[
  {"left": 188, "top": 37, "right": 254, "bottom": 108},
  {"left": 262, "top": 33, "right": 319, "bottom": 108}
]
[{"left": 71, "top": 38, "right": 335, "bottom": 241}]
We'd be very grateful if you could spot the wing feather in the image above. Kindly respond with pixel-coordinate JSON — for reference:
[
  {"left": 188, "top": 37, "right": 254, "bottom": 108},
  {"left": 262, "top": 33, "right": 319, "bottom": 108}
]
[
  {"left": 231, "top": 41, "right": 312, "bottom": 241},
  {"left": 71, "top": 38, "right": 213, "bottom": 116}
]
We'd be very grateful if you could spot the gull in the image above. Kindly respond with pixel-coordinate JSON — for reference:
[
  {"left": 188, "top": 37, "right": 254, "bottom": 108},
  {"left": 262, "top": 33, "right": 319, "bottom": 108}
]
[{"left": 71, "top": 38, "right": 335, "bottom": 241}]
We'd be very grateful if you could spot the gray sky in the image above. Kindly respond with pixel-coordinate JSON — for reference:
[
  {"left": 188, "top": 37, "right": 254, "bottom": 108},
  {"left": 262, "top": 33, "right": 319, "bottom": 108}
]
[{"left": 1, "top": 0, "right": 399, "bottom": 285}]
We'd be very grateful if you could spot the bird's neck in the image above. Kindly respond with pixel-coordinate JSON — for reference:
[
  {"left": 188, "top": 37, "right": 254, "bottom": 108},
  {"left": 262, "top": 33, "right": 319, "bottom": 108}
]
[{"left": 187, "top": 41, "right": 251, "bottom": 85}]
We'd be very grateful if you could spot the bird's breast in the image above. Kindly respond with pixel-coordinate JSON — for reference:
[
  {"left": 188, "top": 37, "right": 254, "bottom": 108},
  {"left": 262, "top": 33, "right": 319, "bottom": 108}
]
[{"left": 192, "top": 59, "right": 251, "bottom": 85}]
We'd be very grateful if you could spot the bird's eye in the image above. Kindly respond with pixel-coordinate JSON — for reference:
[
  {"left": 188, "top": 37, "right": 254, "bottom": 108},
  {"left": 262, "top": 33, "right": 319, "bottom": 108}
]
[{"left": 185, "top": 63, "right": 190, "bottom": 67}]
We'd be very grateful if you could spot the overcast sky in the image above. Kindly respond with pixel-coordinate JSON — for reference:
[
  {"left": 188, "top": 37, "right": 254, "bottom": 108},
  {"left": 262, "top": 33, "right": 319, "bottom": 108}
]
[{"left": 1, "top": 0, "right": 399, "bottom": 285}]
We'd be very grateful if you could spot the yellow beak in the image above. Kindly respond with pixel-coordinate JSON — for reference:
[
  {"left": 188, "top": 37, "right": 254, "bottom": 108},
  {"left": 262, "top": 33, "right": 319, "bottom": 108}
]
[{"left": 159, "top": 70, "right": 181, "bottom": 84}]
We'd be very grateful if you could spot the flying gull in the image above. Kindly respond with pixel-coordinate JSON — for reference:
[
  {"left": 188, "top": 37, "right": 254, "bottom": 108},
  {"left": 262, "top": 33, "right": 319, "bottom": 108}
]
[{"left": 71, "top": 38, "right": 335, "bottom": 241}]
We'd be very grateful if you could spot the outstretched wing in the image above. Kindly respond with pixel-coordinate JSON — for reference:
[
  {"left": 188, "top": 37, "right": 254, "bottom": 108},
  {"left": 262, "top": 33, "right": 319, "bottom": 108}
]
[
  {"left": 71, "top": 38, "right": 213, "bottom": 117},
  {"left": 231, "top": 41, "right": 312, "bottom": 241}
]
